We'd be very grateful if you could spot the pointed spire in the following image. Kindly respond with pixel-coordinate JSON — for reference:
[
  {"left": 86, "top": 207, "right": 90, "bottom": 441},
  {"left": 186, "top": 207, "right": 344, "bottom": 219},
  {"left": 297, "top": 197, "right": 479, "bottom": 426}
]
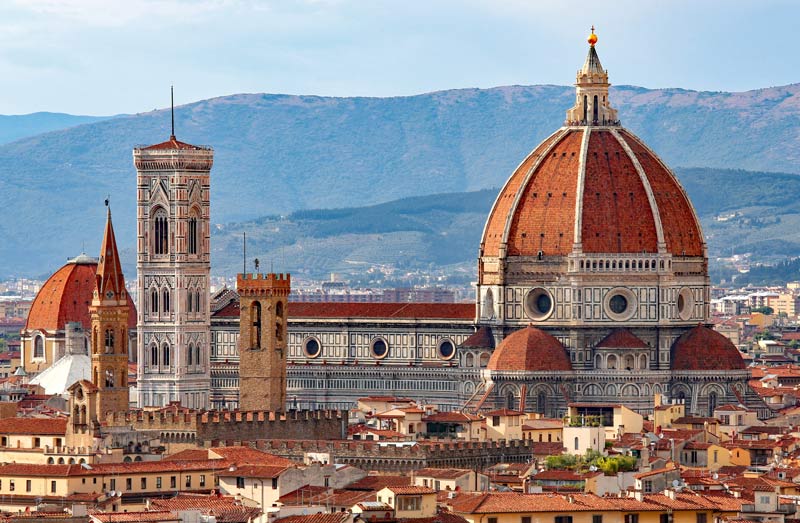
[
  {"left": 170, "top": 85, "right": 175, "bottom": 140},
  {"left": 94, "top": 202, "right": 126, "bottom": 305}
]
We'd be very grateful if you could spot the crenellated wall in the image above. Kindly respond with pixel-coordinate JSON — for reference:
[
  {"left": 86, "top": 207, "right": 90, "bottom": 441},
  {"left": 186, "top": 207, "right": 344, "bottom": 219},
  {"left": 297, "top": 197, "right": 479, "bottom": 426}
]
[
  {"left": 103, "top": 409, "right": 346, "bottom": 443},
  {"left": 209, "top": 439, "right": 535, "bottom": 473}
]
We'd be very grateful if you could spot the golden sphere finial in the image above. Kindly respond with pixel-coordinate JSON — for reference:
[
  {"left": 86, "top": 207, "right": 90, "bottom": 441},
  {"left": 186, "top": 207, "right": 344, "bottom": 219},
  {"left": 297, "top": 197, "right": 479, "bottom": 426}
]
[{"left": 588, "top": 25, "right": 598, "bottom": 47}]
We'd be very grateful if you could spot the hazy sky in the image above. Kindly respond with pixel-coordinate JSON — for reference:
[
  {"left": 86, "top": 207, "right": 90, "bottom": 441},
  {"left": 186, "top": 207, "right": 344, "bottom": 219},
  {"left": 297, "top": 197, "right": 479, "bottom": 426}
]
[{"left": 0, "top": 0, "right": 795, "bottom": 115}]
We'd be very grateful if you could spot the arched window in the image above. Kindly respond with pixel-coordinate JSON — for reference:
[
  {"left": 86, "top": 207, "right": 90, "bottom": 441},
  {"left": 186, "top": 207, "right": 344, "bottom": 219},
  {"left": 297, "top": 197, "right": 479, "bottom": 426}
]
[
  {"left": 506, "top": 391, "right": 515, "bottom": 410},
  {"left": 195, "top": 292, "right": 201, "bottom": 313},
  {"left": 92, "top": 328, "right": 98, "bottom": 354},
  {"left": 151, "top": 289, "right": 159, "bottom": 314},
  {"left": 583, "top": 95, "right": 588, "bottom": 122},
  {"left": 479, "top": 353, "right": 490, "bottom": 367},
  {"left": 708, "top": 392, "right": 718, "bottom": 417},
  {"left": 276, "top": 301, "right": 284, "bottom": 319},
  {"left": 187, "top": 344, "right": 194, "bottom": 368},
  {"left": 593, "top": 94, "right": 599, "bottom": 122},
  {"left": 196, "top": 344, "right": 202, "bottom": 366},
  {"left": 150, "top": 343, "right": 158, "bottom": 367},
  {"left": 607, "top": 354, "right": 618, "bottom": 370},
  {"left": 252, "top": 302, "right": 262, "bottom": 349},
  {"left": 162, "top": 343, "right": 170, "bottom": 368},
  {"left": 104, "top": 329, "right": 114, "bottom": 354},
  {"left": 34, "top": 335, "right": 44, "bottom": 359},
  {"left": 153, "top": 208, "right": 169, "bottom": 255},
  {"left": 188, "top": 216, "right": 198, "bottom": 255},
  {"left": 187, "top": 290, "right": 193, "bottom": 313},
  {"left": 465, "top": 353, "right": 474, "bottom": 367},
  {"left": 162, "top": 288, "right": 170, "bottom": 314},
  {"left": 104, "top": 370, "right": 114, "bottom": 388},
  {"left": 574, "top": 437, "right": 580, "bottom": 451},
  {"left": 537, "top": 392, "right": 547, "bottom": 414}
]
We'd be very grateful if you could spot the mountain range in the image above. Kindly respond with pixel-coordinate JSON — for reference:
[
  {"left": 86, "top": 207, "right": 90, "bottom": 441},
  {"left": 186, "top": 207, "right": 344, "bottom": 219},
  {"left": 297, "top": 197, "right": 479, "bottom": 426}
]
[{"left": 2, "top": 82, "right": 800, "bottom": 277}]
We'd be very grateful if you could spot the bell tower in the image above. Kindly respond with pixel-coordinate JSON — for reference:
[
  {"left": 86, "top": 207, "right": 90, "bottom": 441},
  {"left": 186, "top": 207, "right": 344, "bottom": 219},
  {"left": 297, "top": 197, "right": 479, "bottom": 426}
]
[
  {"left": 90, "top": 205, "right": 130, "bottom": 415},
  {"left": 134, "top": 120, "right": 213, "bottom": 409},
  {"left": 236, "top": 272, "right": 291, "bottom": 411}
]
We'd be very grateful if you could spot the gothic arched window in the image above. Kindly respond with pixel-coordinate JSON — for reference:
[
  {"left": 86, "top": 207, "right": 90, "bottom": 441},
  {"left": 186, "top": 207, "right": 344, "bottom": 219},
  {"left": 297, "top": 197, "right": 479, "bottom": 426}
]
[
  {"left": 196, "top": 344, "right": 202, "bottom": 366},
  {"left": 188, "top": 216, "right": 198, "bottom": 255},
  {"left": 593, "top": 94, "right": 599, "bottom": 122},
  {"left": 187, "top": 344, "right": 194, "bottom": 368},
  {"left": 150, "top": 343, "right": 158, "bottom": 367},
  {"left": 104, "top": 329, "right": 114, "bottom": 354},
  {"left": 34, "top": 335, "right": 44, "bottom": 359},
  {"left": 153, "top": 208, "right": 169, "bottom": 255},
  {"left": 195, "top": 291, "right": 201, "bottom": 313},
  {"left": 151, "top": 289, "right": 159, "bottom": 314},
  {"left": 162, "top": 288, "right": 170, "bottom": 314},
  {"left": 252, "top": 302, "right": 262, "bottom": 349},
  {"left": 187, "top": 290, "right": 194, "bottom": 313},
  {"left": 708, "top": 392, "right": 718, "bottom": 417},
  {"left": 162, "top": 343, "right": 171, "bottom": 368},
  {"left": 537, "top": 392, "right": 547, "bottom": 415}
]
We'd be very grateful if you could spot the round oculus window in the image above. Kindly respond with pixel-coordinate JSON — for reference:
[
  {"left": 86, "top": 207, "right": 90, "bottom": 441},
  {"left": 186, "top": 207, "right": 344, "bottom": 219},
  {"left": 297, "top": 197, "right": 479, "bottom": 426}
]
[
  {"left": 525, "top": 288, "right": 554, "bottom": 321},
  {"left": 677, "top": 287, "right": 694, "bottom": 321},
  {"left": 604, "top": 288, "right": 637, "bottom": 321},
  {"left": 371, "top": 338, "right": 388, "bottom": 359},
  {"left": 304, "top": 337, "right": 321, "bottom": 358},
  {"left": 438, "top": 340, "right": 456, "bottom": 360},
  {"left": 609, "top": 294, "right": 628, "bottom": 315}
]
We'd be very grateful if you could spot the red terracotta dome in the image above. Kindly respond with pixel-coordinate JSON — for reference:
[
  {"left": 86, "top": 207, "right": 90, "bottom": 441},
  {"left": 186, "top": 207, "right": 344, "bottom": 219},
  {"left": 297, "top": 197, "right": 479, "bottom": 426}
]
[
  {"left": 25, "top": 255, "right": 136, "bottom": 332},
  {"left": 671, "top": 325, "right": 746, "bottom": 371},
  {"left": 480, "top": 126, "right": 704, "bottom": 259},
  {"left": 487, "top": 326, "right": 572, "bottom": 372}
]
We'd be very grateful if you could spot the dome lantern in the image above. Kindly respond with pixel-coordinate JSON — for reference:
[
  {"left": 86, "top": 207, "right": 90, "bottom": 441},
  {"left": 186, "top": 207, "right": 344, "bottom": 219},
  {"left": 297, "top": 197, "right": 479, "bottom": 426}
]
[{"left": 566, "top": 27, "right": 619, "bottom": 126}]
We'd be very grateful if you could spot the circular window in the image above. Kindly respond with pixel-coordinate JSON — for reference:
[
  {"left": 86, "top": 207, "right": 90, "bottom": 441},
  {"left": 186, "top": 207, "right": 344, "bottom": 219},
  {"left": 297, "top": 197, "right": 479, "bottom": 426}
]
[
  {"left": 304, "top": 337, "right": 321, "bottom": 358},
  {"left": 604, "top": 288, "right": 637, "bottom": 321},
  {"left": 524, "top": 288, "right": 554, "bottom": 321},
  {"left": 371, "top": 338, "right": 389, "bottom": 359},
  {"left": 677, "top": 287, "right": 694, "bottom": 321},
  {"left": 438, "top": 340, "right": 456, "bottom": 360},
  {"left": 609, "top": 294, "right": 628, "bottom": 315}
]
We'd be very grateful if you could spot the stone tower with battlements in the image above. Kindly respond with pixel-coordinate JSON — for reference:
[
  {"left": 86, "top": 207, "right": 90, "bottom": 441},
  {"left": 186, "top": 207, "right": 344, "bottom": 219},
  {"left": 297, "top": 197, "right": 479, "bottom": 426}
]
[
  {"left": 134, "top": 134, "right": 213, "bottom": 409},
  {"left": 237, "top": 273, "right": 291, "bottom": 411},
  {"left": 90, "top": 207, "right": 131, "bottom": 415}
]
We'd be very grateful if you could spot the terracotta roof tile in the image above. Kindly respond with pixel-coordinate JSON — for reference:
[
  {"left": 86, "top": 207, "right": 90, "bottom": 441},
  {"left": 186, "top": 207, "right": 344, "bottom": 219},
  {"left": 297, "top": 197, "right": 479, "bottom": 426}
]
[
  {"left": 487, "top": 327, "right": 572, "bottom": 372},
  {"left": 671, "top": 325, "right": 746, "bottom": 371},
  {"left": 460, "top": 326, "right": 495, "bottom": 350},
  {"left": 596, "top": 329, "right": 649, "bottom": 349},
  {"left": 0, "top": 417, "right": 67, "bottom": 435}
]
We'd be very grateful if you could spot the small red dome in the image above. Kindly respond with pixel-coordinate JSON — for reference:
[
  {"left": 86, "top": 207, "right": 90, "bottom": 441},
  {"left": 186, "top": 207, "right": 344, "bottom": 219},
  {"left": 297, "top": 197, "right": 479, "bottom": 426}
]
[
  {"left": 481, "top": 128, "right": 704, "bottom": 259},
  {"left": 487, "top": 326, "right": 572, "bottom": 372},
  {"left": 671, "top": 325, "right": 745, "bottom": 371},
  {"left": 25, "top": 257, "right": 136, "bottom": 332}
]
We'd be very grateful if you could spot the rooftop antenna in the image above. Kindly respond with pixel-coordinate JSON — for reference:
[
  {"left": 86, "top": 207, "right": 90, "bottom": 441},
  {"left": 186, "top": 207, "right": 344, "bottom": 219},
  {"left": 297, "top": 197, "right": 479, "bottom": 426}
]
[{"left": 170, "top": 85, "right": 175, "bottom": 139}]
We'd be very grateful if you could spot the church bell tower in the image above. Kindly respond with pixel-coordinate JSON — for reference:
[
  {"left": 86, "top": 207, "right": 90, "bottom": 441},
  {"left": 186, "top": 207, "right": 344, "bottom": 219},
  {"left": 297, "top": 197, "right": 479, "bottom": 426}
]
[
  {"left": 237, "top": 272, "right": 290, "bottom": 411},
  {"left": 134, "top": 106, "right": 213, "bottom": 409},
  {"left": 90, "top": 205, "right": 131, "bottom": 415}
]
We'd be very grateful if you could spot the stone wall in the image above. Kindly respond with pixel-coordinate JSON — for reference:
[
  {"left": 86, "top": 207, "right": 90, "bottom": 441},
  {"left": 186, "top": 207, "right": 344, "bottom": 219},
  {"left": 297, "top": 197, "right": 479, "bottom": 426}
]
[{"left": 211, "top": 439, "right": 535, "bottom": 473}]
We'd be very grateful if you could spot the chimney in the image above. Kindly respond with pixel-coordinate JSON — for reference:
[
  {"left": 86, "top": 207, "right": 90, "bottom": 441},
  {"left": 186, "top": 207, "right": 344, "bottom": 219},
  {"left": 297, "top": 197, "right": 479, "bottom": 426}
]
[{"left": 665, "top": 489, "right": 676, "bottom": 500}]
